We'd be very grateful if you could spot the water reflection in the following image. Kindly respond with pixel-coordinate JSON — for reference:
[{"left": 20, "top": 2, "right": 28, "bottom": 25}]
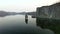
[
  {"left": 25, "top": 14, "right": 28, "bottom": 24},
  {"left": 36, "top": 18, "right": 60, "bottom": 34},
  {"left": 0, "top": 15, "right": 60, "bottom": 34},
  {"left": 0, "top": 15, "right": 7, "bottom": 17},
  {"left": 25, "top": 18, "right": 28, "bottom": 24}
]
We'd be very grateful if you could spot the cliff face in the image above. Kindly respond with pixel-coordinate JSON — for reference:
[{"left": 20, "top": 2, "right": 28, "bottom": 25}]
[
  {"left": 36, "top": 2, "right": 60, "bottom": 19},
  {"left": 50, "top": 2, "right": 60, "bottom": 19},
  {"left": 37, "top": 6, "right": 50, "bottom": 18}
]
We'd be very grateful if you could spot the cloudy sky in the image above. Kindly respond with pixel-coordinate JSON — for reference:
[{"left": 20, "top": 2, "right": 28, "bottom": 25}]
[{"left": 0, "top": 0, "right": 60, "bottom": 12}]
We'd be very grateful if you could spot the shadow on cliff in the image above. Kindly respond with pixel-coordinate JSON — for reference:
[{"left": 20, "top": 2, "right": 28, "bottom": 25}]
[{"left": 36, "top": 18, "right": 60, "bottom": 34}]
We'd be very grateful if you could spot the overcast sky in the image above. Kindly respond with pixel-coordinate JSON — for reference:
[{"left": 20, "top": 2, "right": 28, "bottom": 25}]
[{"left": 0, "top": 0, "right": 60, "bottom": 12}]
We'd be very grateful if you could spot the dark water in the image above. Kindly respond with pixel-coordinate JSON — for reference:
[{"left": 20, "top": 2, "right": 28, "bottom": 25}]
[{"left": 0, "top": 15, "right": 59, "bottom": 34}]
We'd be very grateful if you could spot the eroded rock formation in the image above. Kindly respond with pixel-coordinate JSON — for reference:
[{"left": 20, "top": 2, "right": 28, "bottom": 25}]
[{"left": 36, "top": 2, "right": 60, "bottom": 19}]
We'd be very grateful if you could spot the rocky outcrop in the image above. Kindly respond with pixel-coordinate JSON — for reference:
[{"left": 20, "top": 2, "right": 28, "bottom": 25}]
[{"left": 36, "top": 2, "right": 60, "bottom": 19}]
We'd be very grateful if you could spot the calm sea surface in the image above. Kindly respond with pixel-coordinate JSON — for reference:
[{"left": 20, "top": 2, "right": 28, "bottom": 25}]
[{"left": 0, "top": 15, "right": 55, "bottom": 34}]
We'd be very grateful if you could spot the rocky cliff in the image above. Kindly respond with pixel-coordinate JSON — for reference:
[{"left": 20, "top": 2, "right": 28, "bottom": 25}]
[{"left": 36, "top": 2, "right": 60, "bottom": 19}]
